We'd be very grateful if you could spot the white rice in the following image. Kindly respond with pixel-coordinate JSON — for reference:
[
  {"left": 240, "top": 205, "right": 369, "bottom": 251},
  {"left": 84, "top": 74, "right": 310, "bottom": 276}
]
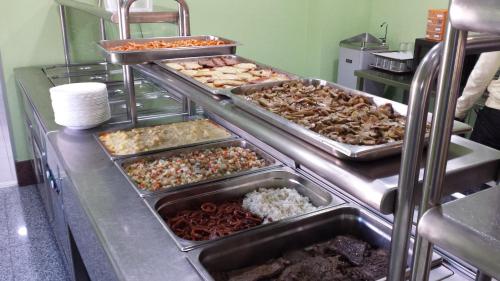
[{"left": 242, "top": 187, "right": 318, "bottom": 224}]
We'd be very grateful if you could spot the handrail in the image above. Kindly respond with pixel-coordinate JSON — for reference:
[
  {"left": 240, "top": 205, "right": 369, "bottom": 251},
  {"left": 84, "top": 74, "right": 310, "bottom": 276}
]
[
  {"left": 55, "top": 0, "right": 179, "bottom": 24},
  {"left": 388, "top": 33, "right": 500, "bottom": 281},
  {"left": 55, "top": 0, "right": 192, "bottom": 124}
]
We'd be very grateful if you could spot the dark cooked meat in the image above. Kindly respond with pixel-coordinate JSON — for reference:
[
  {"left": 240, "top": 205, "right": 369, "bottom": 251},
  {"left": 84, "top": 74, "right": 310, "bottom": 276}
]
[
  {"left": 277, "top": 256, "right": 343, "bottom": 281},
  {"left": 226, "top": 259, "right": 287, "bottom": 281},
  {"left": 331, "top": 235, "right": 369, "bottom": 266},
  {"left": 212, "top": 235, "right": 390, "bottom": 281},
  {"left": 238, "top": 81, "right": 417, "bottom": 145},
  {"left": 282, "top": 249, "right": 311, "bottom": 264},
  {"left": 344, "top": 249, "right": 389, "bottom": 280}
]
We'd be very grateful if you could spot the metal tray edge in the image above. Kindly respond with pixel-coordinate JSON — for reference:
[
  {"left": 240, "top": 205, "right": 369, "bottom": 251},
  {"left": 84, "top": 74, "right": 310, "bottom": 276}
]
[
  {"left": 228, "top": 78, "right": 469, "bottom": 161},
  {"left": 94, "top": 115, "right": 236, "bottom": 160},
  {"left": 154, "top": 54, "right": 301, "bottom": 96},
  {"left": 115, "top": 138, "right": 283, "bottom": 198}
]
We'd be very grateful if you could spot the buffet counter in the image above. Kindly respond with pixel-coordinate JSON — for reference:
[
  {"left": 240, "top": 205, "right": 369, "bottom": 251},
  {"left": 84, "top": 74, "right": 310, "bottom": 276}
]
[{"left": 15, "top": 63, "right": 497, "bottom": 281}]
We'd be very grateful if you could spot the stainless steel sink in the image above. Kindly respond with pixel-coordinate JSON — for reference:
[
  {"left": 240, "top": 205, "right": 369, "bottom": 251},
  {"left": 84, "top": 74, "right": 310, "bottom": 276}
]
[{"left": 339, "top": 32, "right": 389, "bottom": 51}]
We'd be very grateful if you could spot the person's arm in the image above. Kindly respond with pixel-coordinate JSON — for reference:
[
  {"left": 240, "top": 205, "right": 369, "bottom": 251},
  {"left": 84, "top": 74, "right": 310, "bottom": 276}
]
[{"left": 455, "top": 51, "right": 500, "bottom": 119}]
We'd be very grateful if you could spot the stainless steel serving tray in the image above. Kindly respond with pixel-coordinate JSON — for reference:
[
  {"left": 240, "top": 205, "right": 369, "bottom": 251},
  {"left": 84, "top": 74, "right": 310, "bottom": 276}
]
[
  {"left": 98, "top": 35, "right": 239, "bottom": 65},
  {"left": 116, "top": 139, "right": 281, "bottom": 197},
  {"left": 187, "top": 205, "right": 442, "bottom": 281},
  {"left": 155, "top": 54, "right": 300, "bottom": 95},
  {"left": 144, "top": 168, "right": 345, "bottom": 251},
  {"left": 96, "top": 114, "right": 236, "bottom": 160},
  {"left": 230, "top": 78, "right": 472, "bottom": 161}
]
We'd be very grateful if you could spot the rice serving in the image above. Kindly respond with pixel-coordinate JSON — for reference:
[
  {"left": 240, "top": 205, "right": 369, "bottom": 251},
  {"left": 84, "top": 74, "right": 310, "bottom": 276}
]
[{"left": 242, "top": 187, "right": 318, "bottom": 224}]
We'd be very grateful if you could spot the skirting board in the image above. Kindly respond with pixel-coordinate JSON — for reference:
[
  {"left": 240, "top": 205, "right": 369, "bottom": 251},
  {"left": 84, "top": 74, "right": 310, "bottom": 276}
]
[
  {"left": 15, "top": 160, "right": 36, "bottom": 186},
  {"left": 0, "top": 180, "right": 17, "bottom": 188}
]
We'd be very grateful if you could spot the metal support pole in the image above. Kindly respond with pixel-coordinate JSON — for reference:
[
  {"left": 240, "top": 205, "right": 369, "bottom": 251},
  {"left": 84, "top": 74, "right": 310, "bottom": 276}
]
[
  {"left": 387, "top": 32, "right": 500, "bottom": 281},
  {"left": 387, "top": 43, "right": 442, "bottom": 281},
  {"left": 97, "top": 0, "right": 107, "bottom": 41},
  {"left": 58, "top": 5, "right": 71, "bottom": 64},
  {"left": 175, "top": 0, "right": 190, "bottom": 36},
  {"left": 117, "top": 0, "right": 139, "bottom": 125},
  {"left": 410, "top": 25, "right": 468, "bottom": 281}
]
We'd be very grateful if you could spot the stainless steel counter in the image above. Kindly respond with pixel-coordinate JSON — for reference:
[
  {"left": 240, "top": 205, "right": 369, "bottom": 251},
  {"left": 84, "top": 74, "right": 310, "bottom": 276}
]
[
  {"left": 418, "top": 187, "right": 500, "bottom": 279},
  {"left": 14, "top": 65, "right": 485, "bottom": 281}
]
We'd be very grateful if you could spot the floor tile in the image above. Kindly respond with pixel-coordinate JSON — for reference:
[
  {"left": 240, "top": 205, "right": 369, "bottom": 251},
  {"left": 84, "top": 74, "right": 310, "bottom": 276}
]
[
  {"left": 0, "top": 185, "right": 69, "bottom": 281},
  {"left": 5, "top": 186, "right": 52, "bottom": 246},
  {"left": 0, "top": 208, "right": 8, "bottom": 250},
  {"left": 10, "top": 239, "right": 69, "bottom": 281},
  {"left": 0, "top": 248, "right": 12, "bottom": 281}
]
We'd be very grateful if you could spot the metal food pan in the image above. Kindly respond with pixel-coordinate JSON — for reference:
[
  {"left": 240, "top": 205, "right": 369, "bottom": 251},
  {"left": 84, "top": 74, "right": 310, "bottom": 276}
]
[
  {"left": 187, "top": 205, "right": 442, "bottom": 281},
  {"left": 155, "top": 54, "right": 300, "bottom": 95},
  {"left": 229, "top": 78, "right": 471, "bottom": 161},
  {"left": 97, "top": 35, "right": 239, "bottom": 65},
  {"left": 96, "top": 114, "right": 236, "bottom": 160},
  {"left": 145, "top": 168, "right": 345, "bottom": 251},
  {"left": 116, "top": 139, "right": 281, "bottom": 197}
]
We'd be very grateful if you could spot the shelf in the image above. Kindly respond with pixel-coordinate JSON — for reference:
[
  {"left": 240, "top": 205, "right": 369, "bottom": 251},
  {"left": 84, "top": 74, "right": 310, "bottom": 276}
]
[
  {"left": 56, "top": 0, "right": 178, "bottom": 24},
  {"left": 419, "top": 187, "right": 500, "bottom": 279}
]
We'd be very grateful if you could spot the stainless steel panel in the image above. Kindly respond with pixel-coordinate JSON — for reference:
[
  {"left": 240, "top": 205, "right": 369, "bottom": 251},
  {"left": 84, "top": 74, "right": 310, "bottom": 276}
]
[
  {"left": 230, "top": 78, "right": 471, "bottom": 160},
  {"left": 156, "top": 54, "right": 300, "bottom": 95},
  {"left": 97, "top": 35, "right": 238, "bottom": 65},
  {"left": 146, "top": 168, "right": 345, "bottom": 251},
  {"left": 116, "top": 139, "right": 281, "bottom": 197},
  {"left": 187, "top": 205, "right": 441, "bottom": 280},
  {"left": 419, "top": 187, "right": 500, "bottom": 279},
  {"left": 450, "top": 0, "right": 500, "bottom": 34},
  {"left": 96, "top": 114, "right": 236, "bottom": 160}
]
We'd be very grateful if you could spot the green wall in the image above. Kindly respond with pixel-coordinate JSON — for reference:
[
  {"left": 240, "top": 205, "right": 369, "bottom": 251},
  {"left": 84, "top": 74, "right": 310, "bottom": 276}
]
[
  {"left": 1, "top": 0, "right": 451, "bottom": 161},
  {"left": 0, "top": 1, "right": 64, "bottom": 161},
  {"left": 368, "top": 0, "right": 449, "bottom": 50}
]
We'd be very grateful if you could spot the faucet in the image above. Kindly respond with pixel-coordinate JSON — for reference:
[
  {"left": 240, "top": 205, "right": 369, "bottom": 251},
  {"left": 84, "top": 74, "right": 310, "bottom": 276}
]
[{"left": 380, "top": 22, "right": 388, "bottom": 45}]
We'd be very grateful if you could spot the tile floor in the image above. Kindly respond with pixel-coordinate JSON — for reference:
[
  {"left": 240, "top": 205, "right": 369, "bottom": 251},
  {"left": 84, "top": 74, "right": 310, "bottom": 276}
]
[{"left": 0, "top": 185, "right": 69, "bottom": 281}]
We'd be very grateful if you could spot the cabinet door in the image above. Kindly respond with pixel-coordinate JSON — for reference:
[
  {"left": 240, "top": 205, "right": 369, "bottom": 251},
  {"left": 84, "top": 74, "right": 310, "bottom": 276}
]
[
  {"left": 48, "top": 172, "right": 74, "bottom": 280},
  {"left": 32, "top": 136, "right": 53, "bottom": 222}
]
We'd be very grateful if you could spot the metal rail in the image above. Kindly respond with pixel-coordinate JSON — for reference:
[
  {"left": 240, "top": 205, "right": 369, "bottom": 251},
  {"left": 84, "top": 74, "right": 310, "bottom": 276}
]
[
  {"left": 386, "top": 15, "right": 500, "bottom": 281},
  {"left": 55, "top": 0, "right": 190, "bottom": 63},
  {"left": 55, "top": 0, "right": 191, "bottom": 125}
]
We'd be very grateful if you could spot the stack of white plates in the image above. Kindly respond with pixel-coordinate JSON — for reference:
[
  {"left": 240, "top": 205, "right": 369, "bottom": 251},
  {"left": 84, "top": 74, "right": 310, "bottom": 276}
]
[{"left": 50, "top": 82, "right": 111, "bottom": 130}]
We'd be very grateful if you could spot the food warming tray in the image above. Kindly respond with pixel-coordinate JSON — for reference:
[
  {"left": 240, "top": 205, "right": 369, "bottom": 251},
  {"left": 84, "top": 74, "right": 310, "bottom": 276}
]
[
  {"left": 96, "top": 114, "right": 236, "bottom": 160},
  {"left": 187, "top": 205, "right": 443, "bottom": 281},
  {"left": 230, "top": 78, "right": 472, "bottom": 160},
  {"left": 145, "top": 168, "right": 345, "bottom": 251},
  {"left": 98, "top": 35, "right": 239, "bottom": 65},
  {"left": 116, "top": 139, "right": 282, "bottom": 197},
  {"left": 155, "top": 54, "right": 300, "bottom": 95}
]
